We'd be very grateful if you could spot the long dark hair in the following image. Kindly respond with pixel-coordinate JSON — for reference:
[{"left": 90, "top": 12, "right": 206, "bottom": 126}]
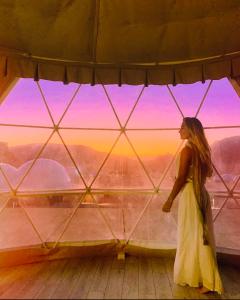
[{"left": 183, "top": 117, "right": 213, "bottom": 177}]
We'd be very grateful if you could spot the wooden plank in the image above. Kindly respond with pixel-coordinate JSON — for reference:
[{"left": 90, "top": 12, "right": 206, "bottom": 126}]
[
  {"left": 220, "top": 264, "right": 240, "bottom": 299},
  {"left": 0, "top": 265, "right": 24, "bottom": 297},
  {"left": 68, "top": 257, "right": 101, "bottom": 299},
  {"left": 87, "top": 257, "right": 113, "bottom": 299},
  {"left": 163, "top": 257, "right": 174, "bottom": 286},
  {"left": 34, "top": 259, "right": 68, "bottom": 299},
  {"left": 0, "top": 267, "right": 26, "bottom": 298},
  {"left": 104, "top": 257, "right": 125, "bottom": 299},
  {"left": 150, "top": 257, "right": 173, "bottom": 299},
  {"left": 49, "top": 257, "right": 88, "bottom": 299},
  {"left": 14, "top": 261, "right": 58, "bottom": 299},
  {"left": 0, "top": 261, "right": 46, "bottom": 299},
  {"left": 0, "top": 255, "right": 239, "bottom": 300},
  {"left": 14, "top": 261, "right": 53, "bottom": 299},
  {"left": 138, "top": 257, "right": 156, "bottom": 299},
  {"left": 122, "top": 256, "right": 139, "bottom": 299}
]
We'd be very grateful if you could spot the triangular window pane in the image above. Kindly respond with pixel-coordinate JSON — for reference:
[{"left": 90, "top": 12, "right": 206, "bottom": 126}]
[
  {"left": 129, "top": 195, "right": 177, "bottom": 249},
  {"left": 127, "top": 85, "right": 183, "bottom": 128},
  {"left": 39, "top": 80, "right": 80, "bottom": 125},
  {"left": 104, "top": 84, "right": 144, "bottom": 126},
  {"left": 214, "top": 203, "right": 240, "bottom": 250},
  {"left": 198, "top": 78, "right": 240, "bottom": 126},
  {"left": 92, "top": 134, "right": 153, "bottom": 189},
  {"left": 59, "top": 129, "right": 119, "bottom": 186},
  {"left": 0, "top": 127, "right": 53, "bottom": 189},
  {"left": 59, "top": 194, "right": 115, "bottom": 243},
  {"left": 169, "top": 80, "right": 210, "bottom": 117},
  {"left": 18, "top": 132, "right": 86, "bottom": 192},
  {"left": 60, "top": 84, "right": 120, "bottom": 128},
  {"left": 0, "top": 79, "right": 53, "bottom": 126},
  {"left": 0, "top": 203, "right": 41, "bottom": 249},
  {"left": 19, "top": 194, "right": 84, "bottom": 243},
  {"left": 127, "top": 130, "right": 182, "bottom": 186},
  {"left": 206, "top": 128, "right": 240, "bottom": 191}
]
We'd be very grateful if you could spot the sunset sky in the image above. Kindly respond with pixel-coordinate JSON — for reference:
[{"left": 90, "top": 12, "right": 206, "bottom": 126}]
[{"left": 0, "top": 78, "right": 239, "bottom": 157}]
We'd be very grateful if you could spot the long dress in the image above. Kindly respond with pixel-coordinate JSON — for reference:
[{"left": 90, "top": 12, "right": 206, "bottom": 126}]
[{"left": 173, "top": 142, "right": 223, "bottom": 294}]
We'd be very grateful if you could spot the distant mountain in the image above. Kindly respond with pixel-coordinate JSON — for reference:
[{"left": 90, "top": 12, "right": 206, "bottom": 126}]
[
  {"left": 4, "top": 136, "right": 240, "bottom": 181},
  {"left": 0, "top": 142, "right": 174, "bottom": 169},
  {"left": 211, "top": 136, "right": 240, "bottom": 174},
  {"left": 0, "top": 142, "right": 176, "bottom": 185},
  {"left": 7, "top": 143, "right": 106, "bottom": 168}
]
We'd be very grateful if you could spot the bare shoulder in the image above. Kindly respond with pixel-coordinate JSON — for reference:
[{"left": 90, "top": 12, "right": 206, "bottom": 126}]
[
  {"left": 180, "top": 145, "right": 193, "bottom": 160},
  {"left": 178, "top": 145, "right": 193, "bottom": 177}
]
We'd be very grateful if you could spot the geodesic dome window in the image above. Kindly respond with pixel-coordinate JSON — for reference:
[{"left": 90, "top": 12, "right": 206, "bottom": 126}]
[{"left": 0, "top": 77, "right": 239, "bottom": 254}]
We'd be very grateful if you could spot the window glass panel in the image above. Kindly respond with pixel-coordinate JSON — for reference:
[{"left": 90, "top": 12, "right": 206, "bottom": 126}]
[
  {"left": 104, "top": 84, "right": 144, "bottom": 126},
  {"left": 18, "top": 132, "right": 85, "bottom": 192},
  {"left": 0, "top": 79, "right": 52, "bottom": 126},
  {"left": 0, "top": 127, "right": 53, "bottom": 189},
  {"left": 61, "top": 85, "right": 119, "bottom": 128},
  {"left": 128, "top": 85, "right": 183, "bottom": 128},
  {"left": 169, "top": 80, "right": 211, "bottom": 117},
  {"left": 0, "top": 203, "right": 41, "bottom": 249},
  {"left": 39, "top": 80, "right": 80, "bottom": 124},
  {"left": 198, "top": 78, "right": 240, "bottom": 126},
  {"left": 59, "top": 129, "right": 119, "bottom": 185},
  {"left": 127, "top": 130, "right": 182, "bottom": 186},
  {"left": 18, "top": 194, "right": 83, "bottom": 243},
  {"left": 92, "top": 134, "right": 154, "bottom": 189}
]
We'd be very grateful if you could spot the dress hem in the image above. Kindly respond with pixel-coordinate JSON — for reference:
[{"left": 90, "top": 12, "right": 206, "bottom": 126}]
[{"left": 174, "top": 281, "right": 223, "bottom": 295}]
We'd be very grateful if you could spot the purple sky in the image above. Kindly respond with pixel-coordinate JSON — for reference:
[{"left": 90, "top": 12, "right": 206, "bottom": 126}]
[{"left": 0, "top": 77, "right": 239, "bottom": 156}]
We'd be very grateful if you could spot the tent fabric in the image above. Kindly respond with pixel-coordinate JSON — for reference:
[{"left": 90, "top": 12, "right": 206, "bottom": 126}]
[{"left": 0, "top": 0, "right": 240, "bottom": 85}]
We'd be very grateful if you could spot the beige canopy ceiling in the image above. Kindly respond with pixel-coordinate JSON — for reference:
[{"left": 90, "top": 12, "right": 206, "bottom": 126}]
[{"left": 0, "top": 0, "right": 240, "bottom": 86}]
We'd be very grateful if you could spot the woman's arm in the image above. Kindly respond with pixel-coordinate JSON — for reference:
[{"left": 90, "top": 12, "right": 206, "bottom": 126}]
[{"left": 162, "top": 146, "right": 192, "bottom": 212}]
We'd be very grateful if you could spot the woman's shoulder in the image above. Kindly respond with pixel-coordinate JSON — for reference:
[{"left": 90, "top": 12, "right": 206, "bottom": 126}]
[
  {"left": 178, "top": 145, "right": 193, "bottom": 169},
  {"left": 180, "top": 142, "right": 193, "bottom": 159}
]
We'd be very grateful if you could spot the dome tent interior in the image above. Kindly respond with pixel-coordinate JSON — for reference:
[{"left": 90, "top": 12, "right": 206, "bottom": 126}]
[{"left": 0, "top": 0, "right": 240, "bottom": 268}]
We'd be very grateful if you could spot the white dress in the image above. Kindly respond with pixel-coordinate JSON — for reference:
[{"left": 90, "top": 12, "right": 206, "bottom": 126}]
[{"left": 173, "top": 143, "right": 223, "bottom": 294}]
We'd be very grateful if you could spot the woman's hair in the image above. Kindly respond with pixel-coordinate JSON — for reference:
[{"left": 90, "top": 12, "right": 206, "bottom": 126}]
[{"left": 183, "top": 117, "right": 213, "bottom": 177}]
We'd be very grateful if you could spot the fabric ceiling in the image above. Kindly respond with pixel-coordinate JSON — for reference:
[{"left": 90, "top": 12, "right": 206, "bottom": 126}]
[{"left": 0, "top": 0, "right": 240, "bottom": 85}]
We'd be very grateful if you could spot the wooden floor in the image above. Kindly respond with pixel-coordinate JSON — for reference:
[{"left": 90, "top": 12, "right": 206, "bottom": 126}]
[{"left": 0, "top": 256, "right": 239, "bottom": 299}]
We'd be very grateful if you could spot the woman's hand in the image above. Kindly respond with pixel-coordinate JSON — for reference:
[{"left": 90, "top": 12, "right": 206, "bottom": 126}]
[{"left": 162, "top": 199, "right": 173, "bottom": 213}]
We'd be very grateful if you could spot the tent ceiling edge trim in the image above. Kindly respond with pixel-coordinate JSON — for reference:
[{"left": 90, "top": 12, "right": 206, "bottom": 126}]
[
  {"left": 1, "top": 49, "right": 240, "bottom": 85},
  {"left": 0, "top": 74, "right": 18, "bottom": 103}
]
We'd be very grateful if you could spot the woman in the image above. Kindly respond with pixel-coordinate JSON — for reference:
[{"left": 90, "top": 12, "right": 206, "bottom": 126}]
[{"left": 162, "top": 117, "right": 223, "bottom": 294}]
